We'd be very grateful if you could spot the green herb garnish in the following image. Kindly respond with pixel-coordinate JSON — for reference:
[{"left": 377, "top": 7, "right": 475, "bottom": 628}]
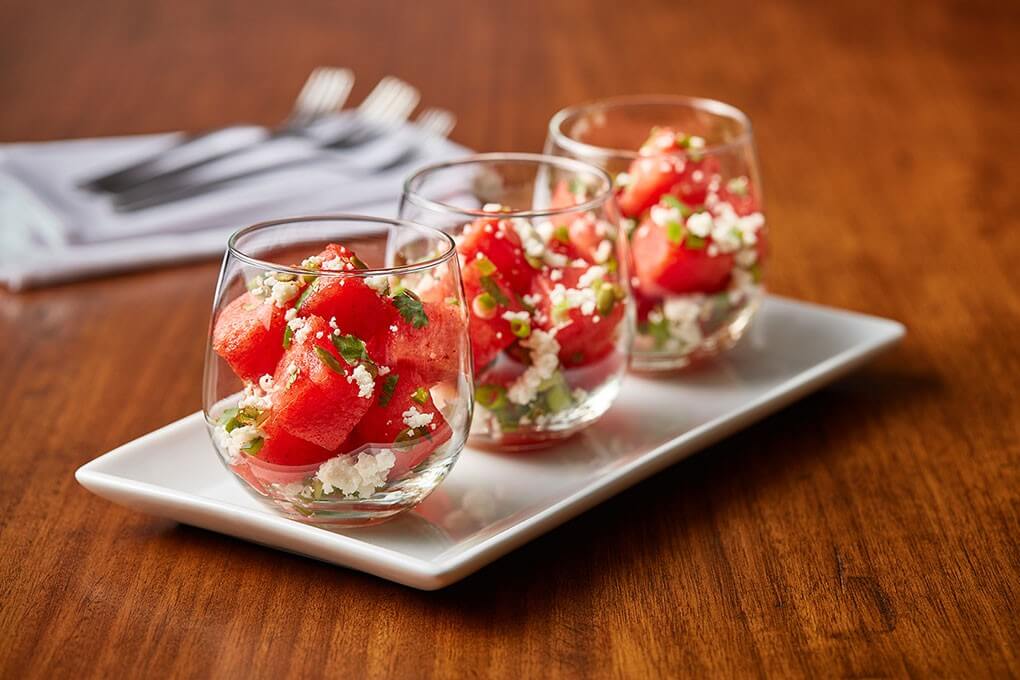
[
  {"left": 661, "top": 195, "right": 693, "bottom": 217},
  {"left": 314, "top": 346, "right": 344, "bottom": 373},
  {"left": 411, "top": 386, "right": 429, "bottom": 405},
  {"left": 332, "top": 333, "right": 369, "bottom": 366},
  {"left": 392, "top": 290, "right": 429, "bottom": 328},
  {"left": 685, "top": 234, "right": 707, "bottom": 250},
  {"left": 282, "top": 325, "right": 294, "bottom": 349},
  {"left": 479, "top": 275, "right": 509, "bottom": 306},
  {"left": 379, "top": 374, "right": 399, "bottom": 406},
  {"left": 666, "top": 222, "right": 684, "bottom": 245},
  {"left": 294, "top": 283, "right": 316, "bottom": 310},
  {"left": 219, "top": 408, "right": 239, "bottom": 432},
  {"left": 241, "top": 437, "right": 264, "bottom": 456},
  {"left": 475, "top": 383, "right": 508, "bottom": 410},
  {"left": 476, "top": 256, "right": 497, "bottom": 276}
]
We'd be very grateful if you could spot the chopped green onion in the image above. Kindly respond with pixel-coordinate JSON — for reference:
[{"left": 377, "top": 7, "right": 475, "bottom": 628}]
[
  {"left": 411, "top": 386, "right": 429, "bottom": 405},
  {"left": 666, "top": 222, "right": 684, "bottom": 245},
  {"left": 475, "top": 383, "right": 508, "bottom": 410},
  {"left": 596, "top": 286, "right": 617, "bottom": 316},
  {"left": 476, "top": 256, "right": 497, "bottom": 276},
  {"left": 479, "top": 275, "right": 509, "bottom": 305},
  {"left": 509, "top": 317, "right": 531, "bottom": 338}
]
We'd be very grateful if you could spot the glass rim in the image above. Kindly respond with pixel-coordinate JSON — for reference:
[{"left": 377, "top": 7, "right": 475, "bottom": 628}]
[
  {"left": 547, "top": 94, "right": 755, "bottom": 161},
  {"left": 226, "top": 214, "right": 458, "bottom": 277},
  {"left": 401, "top": 152, "right": 616, "bottom": 220}
]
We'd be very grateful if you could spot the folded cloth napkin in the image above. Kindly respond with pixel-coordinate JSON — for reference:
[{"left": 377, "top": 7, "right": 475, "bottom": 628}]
[{"left": 0, "top": 121, "right": 469, "bottom": 291}]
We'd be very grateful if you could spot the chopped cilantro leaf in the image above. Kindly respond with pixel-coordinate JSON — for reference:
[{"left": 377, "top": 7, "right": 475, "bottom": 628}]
[
  {"left": 313, "top": 346, "right": 344, "bottom": 373},
  {"left": 332, "top": 333, "right": 369, "bottom": 366},
  {"left": 392, "top": 290, "right": 429, "bottom": 328}
]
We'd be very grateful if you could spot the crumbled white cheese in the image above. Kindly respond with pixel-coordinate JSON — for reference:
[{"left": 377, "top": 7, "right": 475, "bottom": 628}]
[
  {"left": 593, "top": 240, "right": 613, "bottom": 264},
  {"left": 535, "top": 220, "right": 556, "bottom": 244},
  {"left": 258, "top": 374, "right": 275, "bottom": 392},
  {"left": 506, "top": 329, "right": 561, "bottom": 405},
  {"left": 238, "top": 382, "right": 273, "bottom": 410},
  {"left": 269, "top": 279, "right": 300, "bottom": 308},
  {"left": 501, "top": 310, "right": 530, "bottom": 324},
  {"left": 549, "top": 269, "right": 563, "bottom": 282},
  {"left": 615, "top": 172, "right": 632, "bottom": 187},
  {"left": 347, "top": 364, "right": 375, "bottom": 399},
  {"left": 549, "top": 283, "right": 597, "bottom": 321},
  {"left": 300, "top": 255, "right": 323, "bottom": 269},
  {"left": 650, "top": 204, "right": 682, "bottom": 228},
  {"left": 687, "top": 135, "right": 706, "bottom": 150},
  {"left": 287, "top": 316, "right": 312, "bottom": 345},
  {"left": 315, "top": 450, "right": 396, "bottom": 498},
  {"left": 686, "top": 211, "right": 714, "bottom": 238},
  {"left": 577, "top": 265, "right": 607, "bottom": 289},
  {"left": 735, "top": 248, "right": 758, "bottom": 267},
  {"left": 284, "top": 308, "right": 297, "bottom": 321},
  {"left": 402, "top": 406, "right": 435, "bottom": 429},
  {"left": 364, "top": 275, "right": 389, "bottom": 293},
  {"left": 214, "top": 424, "right": 262, "bottom": 464}
]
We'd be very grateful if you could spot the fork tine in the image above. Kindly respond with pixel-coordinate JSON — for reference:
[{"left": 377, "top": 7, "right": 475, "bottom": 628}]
[
  {"left": 374, "top": 81, "right": 420, "bottom": 124},
  {"left": 294, "top": 67, "right": 328, "bottom": 113},
  {"left": 416, "top": 108, "right": 455, "bottom": 137},
  {"left": 313, "top": 68, "right": 353, "bottom": 114},
  {"left": 358, "top": 77, "right": 399, "bottom": 117}
]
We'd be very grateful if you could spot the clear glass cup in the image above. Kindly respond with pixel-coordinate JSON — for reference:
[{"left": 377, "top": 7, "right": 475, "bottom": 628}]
[
  {"left": 203, "top": 215, "right": 473, "bottom": 526},
  {"left": 546, "top": 95, "right": 767, "bottom": 371},
  {"left": 400, "top": 153, "right": 633, "bottom": 449}
]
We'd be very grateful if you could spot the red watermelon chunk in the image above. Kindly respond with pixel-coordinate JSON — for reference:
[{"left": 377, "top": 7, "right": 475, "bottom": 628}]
[
  {"left": 617, "top": 127, "right": 722, "bottom": 218},
  {"left": 457, "top": 216, "right": 535, "bottom": 294},
  {"left": 269, "top": 315, "right": 373, "bottom": 450},
  {"left": 212, "top": 291, "right": 288, "bottom": 383},
  {"left": 462, "top": 258, "right": 523, "bottom": 370},
  {"left": 257, "top": 418, "right": 339, "bottom": 467},
  {"left": 631, "top": 215, "right": 734, "bottom": 295},
  {"left": 531, "top": 265, "right": 624, "bottom": 367},
  {"left": 354, "top": 365, "right": 452, "bottom": 479},
  {"left": 298, "top": 276, "right": 395, "bottom": 357},
  {"left": 385, "top": 297, "right": 465, "bottom": 385}
]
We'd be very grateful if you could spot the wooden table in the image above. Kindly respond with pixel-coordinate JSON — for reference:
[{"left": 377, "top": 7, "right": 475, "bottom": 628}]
[{"left": 2, "top": 0, "right": 1017, "bottom": 676}]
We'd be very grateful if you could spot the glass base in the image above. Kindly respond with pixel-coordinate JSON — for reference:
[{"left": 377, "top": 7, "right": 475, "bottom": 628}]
[
  {"left": 469, "top": 376, "right": 621, "bottom": 450},
  {"left": 632, "top": 289, "right": 762, "bottom": 372}
]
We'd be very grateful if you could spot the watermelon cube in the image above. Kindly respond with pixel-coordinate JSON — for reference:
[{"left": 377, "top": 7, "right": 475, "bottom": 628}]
[
  {"left": 384, "top": 298, "right": 465, "bottom": 385},
  {"left": 354, "top": 365, "right": 452, "bottom": 479},
  {"left": 531, "top": 265, "right": 625, "bottom": 368},
  {"left": 631, "top": 216, "right": 734, "bottom": 295},
  {"left": 461, "top": 258, "right": 523, "bottom": 371},
  {"left": 298, "top": 276, "right": 395, "bottom": 356},
  {"left": 212, "top": 291, "right": 288, "bottom": 383},
  {"left": 457, "top": 216, "right": 535, "bottom": 294},
  {"left": 269, "top": 315, "right": 374, "bottom": 450}
]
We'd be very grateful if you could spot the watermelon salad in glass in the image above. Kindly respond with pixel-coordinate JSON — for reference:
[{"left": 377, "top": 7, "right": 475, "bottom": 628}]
[
  {"left": 546, "top": 96, "right": 767, "bottom": 370},
  {"left": 400, "top": 154, "right": 633, "bottom": 448},
  {"left": 203, "top": 216, "right": 473, "bottom": 525}
]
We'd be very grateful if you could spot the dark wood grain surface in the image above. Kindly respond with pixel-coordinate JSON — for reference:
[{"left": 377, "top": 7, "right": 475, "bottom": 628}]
[{"left": 2, "top": 0, "right": 1018, "bottom": 676}]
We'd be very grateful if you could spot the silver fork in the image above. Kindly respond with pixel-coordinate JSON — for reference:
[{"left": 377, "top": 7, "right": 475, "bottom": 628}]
[
  {"left": 82, "top": 67, "right": 355, "bottom": 194},
  {"left": 320, "top": 76, "right": 421, "bottom": 148},
  {"left": 110, "top": 76, "right": 419, "bottom": 208},
  {"left": 113, "top": 106, "right": 454, "bottom": 213}
]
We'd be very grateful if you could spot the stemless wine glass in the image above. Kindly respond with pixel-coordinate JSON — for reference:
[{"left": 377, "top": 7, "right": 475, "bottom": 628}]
[
  {"left": 400, "top": 153, "right": 634, "bottom": 449},
  {"left": 203, "top": 215, "right": 473, "bottom": 526},
  {"left": 546, "top": 95, "right": 767, "bottom": 371}
]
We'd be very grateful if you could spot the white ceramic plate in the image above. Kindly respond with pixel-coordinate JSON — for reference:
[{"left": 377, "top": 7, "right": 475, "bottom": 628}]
[{"left": 76, "top": 296, "right": 903, "bottom": 590}]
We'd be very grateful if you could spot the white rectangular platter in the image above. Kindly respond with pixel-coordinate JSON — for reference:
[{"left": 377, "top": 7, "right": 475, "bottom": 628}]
[{"left": 76, "top": 296, "right": 904, "bottom": 590}]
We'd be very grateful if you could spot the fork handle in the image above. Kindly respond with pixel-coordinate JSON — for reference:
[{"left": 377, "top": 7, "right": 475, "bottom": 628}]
[{"left": 80, "top": 125, "right": 270, "bottom": 194}]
